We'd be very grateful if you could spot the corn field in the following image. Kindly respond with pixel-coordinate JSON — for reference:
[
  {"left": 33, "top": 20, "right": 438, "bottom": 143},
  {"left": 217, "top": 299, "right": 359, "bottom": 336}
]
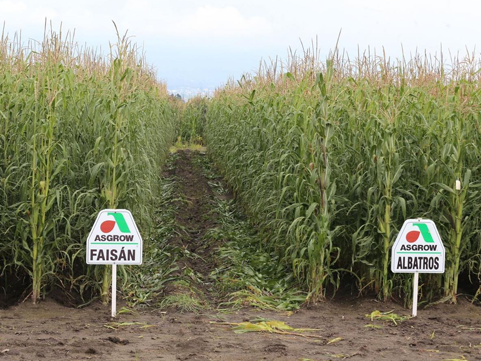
[
  {"left": 205, "top": 49, "right": 481, "bottom": 303},
  {"left": 1, "top": 25, "right": 480, "bottom": 307},
  {"left": 0, "top": 27, "right": 175, "bottom": 304}
]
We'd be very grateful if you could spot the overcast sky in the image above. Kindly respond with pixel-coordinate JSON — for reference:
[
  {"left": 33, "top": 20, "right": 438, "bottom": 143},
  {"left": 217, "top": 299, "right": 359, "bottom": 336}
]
[{"left": 1, "top": 0, "right": 480, "bottom": 95}]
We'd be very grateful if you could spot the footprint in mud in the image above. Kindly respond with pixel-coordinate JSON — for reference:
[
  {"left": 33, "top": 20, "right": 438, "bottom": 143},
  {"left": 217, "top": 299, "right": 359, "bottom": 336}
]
[
  {"left": 86, "top": 348, "right": 98, "bottom": 354},
  {"left": 176, "top": 337, "right": 212, "bottom": 361},
  {"left": 176, "top": 337, "right": 209, "bottom": 351},
  {"left": 176, "top": 354, "right": 211, "bottom": 361},
  {"left": 106, "top": 336, "right": 129, "bottom": 345},
  {"left": 264, "top": 343, "right": 288, "bottom": 355}
]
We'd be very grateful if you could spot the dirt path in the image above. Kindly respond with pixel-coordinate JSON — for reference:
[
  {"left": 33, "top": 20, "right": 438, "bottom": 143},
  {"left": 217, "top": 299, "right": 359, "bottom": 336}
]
[
  {"left": 1, "top": 150, "right": 481, "bottom": 361},
  {"left": 168, "top": 150, "right": 220, "bottom": 281}
]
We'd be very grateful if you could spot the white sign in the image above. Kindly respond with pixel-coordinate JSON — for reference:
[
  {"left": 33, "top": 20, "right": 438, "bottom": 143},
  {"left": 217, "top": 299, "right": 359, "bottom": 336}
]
[
  {"left": 391, "top": 219, "right": 445, "bottom": 273},
  {"left": 86, "top": 209, "right": 143, "bottom": 265}
]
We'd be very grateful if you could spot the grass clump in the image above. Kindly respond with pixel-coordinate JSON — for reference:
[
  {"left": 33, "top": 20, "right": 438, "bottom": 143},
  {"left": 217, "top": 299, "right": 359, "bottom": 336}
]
[{"left": 157, "top": 280, "right": 207, "bottom": 313}]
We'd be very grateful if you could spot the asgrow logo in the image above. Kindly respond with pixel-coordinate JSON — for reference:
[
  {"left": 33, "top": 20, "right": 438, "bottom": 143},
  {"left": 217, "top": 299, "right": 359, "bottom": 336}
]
[
  {"left": 405, "top": 223, "right": 434, "bottom": 243},
  {"left": 100, "top": 212, "right": 131, "bottom": 234}
]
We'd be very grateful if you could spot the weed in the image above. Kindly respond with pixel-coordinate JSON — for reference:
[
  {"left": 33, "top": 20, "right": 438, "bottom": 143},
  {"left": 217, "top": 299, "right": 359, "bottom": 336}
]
[{"left": 365, "top": 310, "right": 408, "bottom": 325}]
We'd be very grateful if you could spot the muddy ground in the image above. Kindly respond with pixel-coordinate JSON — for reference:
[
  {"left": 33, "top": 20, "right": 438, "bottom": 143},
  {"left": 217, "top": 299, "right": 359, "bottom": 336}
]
[
  {"left": 1, "top": 150, "right": 480, "bottom": 361},
  {"left": 1, "top": 297, "right": 480, "bottom": 361}
]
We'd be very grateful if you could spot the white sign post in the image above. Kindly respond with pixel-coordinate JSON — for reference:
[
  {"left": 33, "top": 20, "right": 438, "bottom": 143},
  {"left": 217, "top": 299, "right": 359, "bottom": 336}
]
[
  {"left": 391, "top": 219, "right": 445, "bottom": 317},
  {"left": 86, "top": 209, "right": 143, "bottom": 317}
]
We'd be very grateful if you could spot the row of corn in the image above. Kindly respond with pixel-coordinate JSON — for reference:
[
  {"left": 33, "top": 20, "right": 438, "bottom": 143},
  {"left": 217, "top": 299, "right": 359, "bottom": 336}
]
[
  {"left": 0, "top": 29, "right": 176, "bottom": 303},
  {"left": 205, "top": 52, "right": 481, "bottom": 303}
]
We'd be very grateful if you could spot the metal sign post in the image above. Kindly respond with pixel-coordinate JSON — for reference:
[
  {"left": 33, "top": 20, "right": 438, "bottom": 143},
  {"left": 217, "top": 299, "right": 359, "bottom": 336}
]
[
  {"left": 412, "top": 272, "right": 419, "bottom": 317},
  {"left": 112, "top": 264, "right": 117, "bottom": 317}
]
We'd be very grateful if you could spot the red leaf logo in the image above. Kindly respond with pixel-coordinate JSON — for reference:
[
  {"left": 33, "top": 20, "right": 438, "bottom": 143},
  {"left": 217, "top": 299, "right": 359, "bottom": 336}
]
[
  {"left": 100, "top": 220, "right": 115, "bottom": 233},
  {"left": 406, "top": 230, "right": 420, "bottom": 243}
]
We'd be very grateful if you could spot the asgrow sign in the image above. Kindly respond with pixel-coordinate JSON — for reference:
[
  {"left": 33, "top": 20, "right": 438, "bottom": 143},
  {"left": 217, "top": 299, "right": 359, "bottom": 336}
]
[
  {"left": 86, "top": 209, "right": 143, "bottom": 265},
  {"left": 391, "top": 219, "right": 445, "bottom": 273}
]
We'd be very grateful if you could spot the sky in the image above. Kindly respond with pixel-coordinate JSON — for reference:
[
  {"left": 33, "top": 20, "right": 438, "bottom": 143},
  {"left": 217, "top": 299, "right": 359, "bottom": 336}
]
[{"left": 1, "top": 0, "right": 480, "bottom": 97}]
